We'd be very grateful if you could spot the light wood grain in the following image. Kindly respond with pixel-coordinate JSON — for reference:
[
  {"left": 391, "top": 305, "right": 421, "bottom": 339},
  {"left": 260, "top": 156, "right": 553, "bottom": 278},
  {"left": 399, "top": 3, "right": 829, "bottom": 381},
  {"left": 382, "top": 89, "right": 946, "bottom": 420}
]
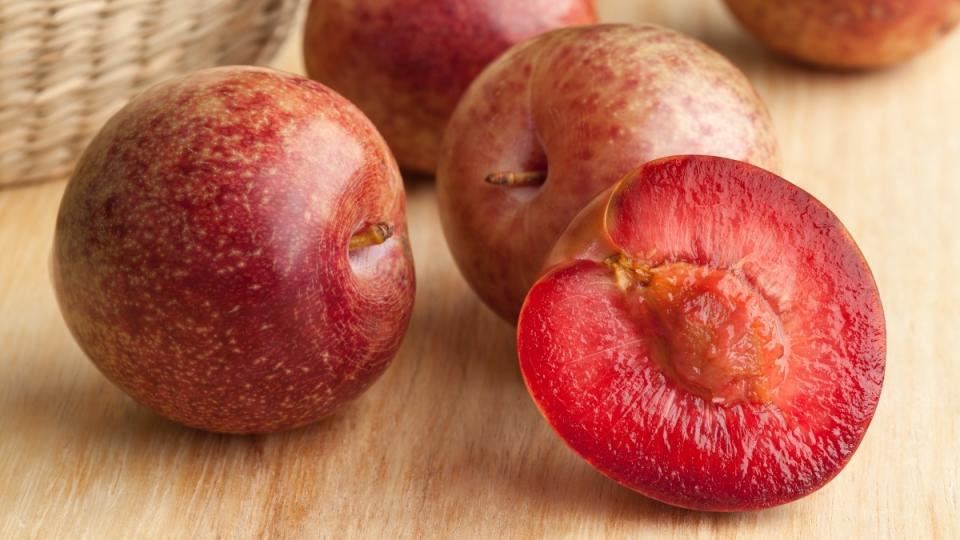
[{"left": 2, "top": 1, "right": 958, "bottom": 538}]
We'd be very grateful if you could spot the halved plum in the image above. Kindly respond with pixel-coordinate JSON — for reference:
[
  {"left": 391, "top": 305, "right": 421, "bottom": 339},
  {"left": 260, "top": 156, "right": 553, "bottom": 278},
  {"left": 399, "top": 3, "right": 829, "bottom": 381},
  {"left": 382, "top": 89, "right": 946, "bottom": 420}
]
[{"left": 518, "top": 155, "right": 885, "bottom": 511}]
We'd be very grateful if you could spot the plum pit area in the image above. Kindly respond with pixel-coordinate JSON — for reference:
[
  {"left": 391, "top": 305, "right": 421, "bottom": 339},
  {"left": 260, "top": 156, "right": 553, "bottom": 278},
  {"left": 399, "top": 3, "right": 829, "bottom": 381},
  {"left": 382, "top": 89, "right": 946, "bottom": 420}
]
[{"left": 604, "top": 253, "right": 788, "bottom": 406}]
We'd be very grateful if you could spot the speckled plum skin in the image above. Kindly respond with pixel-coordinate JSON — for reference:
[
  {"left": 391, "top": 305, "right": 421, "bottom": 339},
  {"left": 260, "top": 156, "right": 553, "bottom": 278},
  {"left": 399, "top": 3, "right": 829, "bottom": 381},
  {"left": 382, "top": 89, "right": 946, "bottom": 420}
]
[
  {"left": 52, "top": 67, "right": 415, "bottom": 434},
  {"left": 725, "top": 0, "right": 960, "bottom": 69},
  {"left": 437, "top": 24, "right": 781, "bottom": 324},
  {"left": 518, "top": 156, "right": 885, "bottom": 511},
  {"left": 303, "top": 0, "right": 596, "bottom": 173}
]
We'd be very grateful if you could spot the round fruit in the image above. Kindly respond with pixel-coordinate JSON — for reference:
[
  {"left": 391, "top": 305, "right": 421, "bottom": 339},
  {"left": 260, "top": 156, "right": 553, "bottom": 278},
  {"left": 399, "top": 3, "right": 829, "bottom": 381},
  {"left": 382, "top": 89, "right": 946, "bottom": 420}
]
[
  {"left": 725, "top": 0, "right": 960, "bottom": 69},
  {"left": 303, "top": 0, "right": 597, "bottom": 173},
  {"left": 52, "top": 67, "right": 415, "bottom": 434},
  {"left": 518, "top": 155, "right": 885, "bottom": 511},
  {"left": 438, "top": 24, "right": 781, "bottom": 324}
]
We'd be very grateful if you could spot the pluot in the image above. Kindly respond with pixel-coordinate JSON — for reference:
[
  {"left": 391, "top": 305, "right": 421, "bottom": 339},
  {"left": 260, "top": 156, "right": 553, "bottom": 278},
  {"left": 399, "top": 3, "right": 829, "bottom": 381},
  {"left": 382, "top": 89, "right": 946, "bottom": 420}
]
[
  {"left": 438, "top": 24, "right": 781, "bottom": 323},
  {"left": 725, "top": 0, "right": 960, "bottom": 69},
  {"left": 52, "top": 67, "right": 415, "bottom": 434},
  {"left": 304, "top": 0, "right": 597, "bottom": 173},
  {"left": 518, "top": 156, "right": 885, "bottom": 510}
]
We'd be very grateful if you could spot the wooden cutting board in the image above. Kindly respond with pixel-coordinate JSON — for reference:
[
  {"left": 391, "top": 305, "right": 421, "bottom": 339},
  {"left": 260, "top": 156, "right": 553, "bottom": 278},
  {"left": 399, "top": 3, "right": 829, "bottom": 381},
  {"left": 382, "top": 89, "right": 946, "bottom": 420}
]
[{"left": 2, "top": 1, "right": 958, "bottom": 537}]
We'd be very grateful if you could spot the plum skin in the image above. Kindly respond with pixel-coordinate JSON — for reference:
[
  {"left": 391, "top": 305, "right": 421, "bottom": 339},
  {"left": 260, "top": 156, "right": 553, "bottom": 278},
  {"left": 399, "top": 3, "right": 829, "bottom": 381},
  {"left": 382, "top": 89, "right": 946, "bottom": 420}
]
[
  {"left": 303, "top": 0, "right": 597, "bottom": 173},
  {"left": 52, "top": 67, "right": 415, "bottom": 434},
  {"left": 437, "top": 24, "right": 781, "bottom": 325},
  {"left": 725, "top": 0, "right": 960, "bottom": 69},
  {"left": 518, "top": 156, "right": 885, "bottom": 511}
]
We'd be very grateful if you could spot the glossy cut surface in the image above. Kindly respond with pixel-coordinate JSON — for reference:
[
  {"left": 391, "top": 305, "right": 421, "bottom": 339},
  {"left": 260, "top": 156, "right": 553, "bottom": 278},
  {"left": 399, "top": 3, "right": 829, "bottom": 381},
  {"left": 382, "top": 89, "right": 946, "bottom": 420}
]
[
  {"left": 725, "top": 0, "right": 960, "bottom": 68},
  {"left": 437, "top": 24, "right": 781, "bottom": 324},
  {"left": 304, "top": 0, "right": 597, "bottom": 172},
  {"left": 52, "top": 67, "right": 415, "bottom": 434},
  {"left": 518, "top": 156, "right": 885, "bottom": 510}
]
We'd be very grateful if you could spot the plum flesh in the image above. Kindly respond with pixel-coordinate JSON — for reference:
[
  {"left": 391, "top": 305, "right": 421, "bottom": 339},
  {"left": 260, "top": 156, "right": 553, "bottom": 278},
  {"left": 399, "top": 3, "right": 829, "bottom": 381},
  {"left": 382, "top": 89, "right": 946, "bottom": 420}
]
[{"left": 518, "top": 156, "right": 885, "bottom": 510}]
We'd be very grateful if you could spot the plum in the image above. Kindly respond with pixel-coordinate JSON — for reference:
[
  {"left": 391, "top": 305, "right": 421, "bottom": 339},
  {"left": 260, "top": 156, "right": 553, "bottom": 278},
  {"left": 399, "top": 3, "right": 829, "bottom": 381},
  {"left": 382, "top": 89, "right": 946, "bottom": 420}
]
[{"left": 518, "top": 156, "right": 885, "bottom": 510}]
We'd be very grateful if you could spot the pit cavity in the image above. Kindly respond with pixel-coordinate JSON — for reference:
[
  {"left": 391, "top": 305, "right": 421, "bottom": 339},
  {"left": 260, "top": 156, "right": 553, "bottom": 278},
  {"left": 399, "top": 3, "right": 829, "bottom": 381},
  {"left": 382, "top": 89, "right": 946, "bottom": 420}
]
[{"left": 606, "top": 254, "right": 787, "bottom": 405}]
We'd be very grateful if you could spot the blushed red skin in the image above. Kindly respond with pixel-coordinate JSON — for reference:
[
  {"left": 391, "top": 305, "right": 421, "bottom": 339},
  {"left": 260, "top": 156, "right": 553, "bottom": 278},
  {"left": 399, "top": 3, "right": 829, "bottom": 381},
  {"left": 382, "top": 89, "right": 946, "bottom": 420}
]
[
  {"left": 725, "top": 0, "right": 960, "bottom": 69},
  {"left": 518, "top": 156, "right": 885, "bottom": 511},
  {"left": 303, "top": 0, "right": 596, "bottom": 173},
  {"left": 437, "top": 24, "right": 782, "bottom": 324},
  {"left": 52, "top": 67, "right": 415, "bottom": 434}
]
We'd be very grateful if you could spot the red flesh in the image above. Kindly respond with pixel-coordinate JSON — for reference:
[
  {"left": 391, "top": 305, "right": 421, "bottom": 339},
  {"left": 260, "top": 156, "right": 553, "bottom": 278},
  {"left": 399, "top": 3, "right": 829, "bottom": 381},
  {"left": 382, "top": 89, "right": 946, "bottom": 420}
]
[{"left": 518, "top": 156, "right": 885, "bottom": 510}]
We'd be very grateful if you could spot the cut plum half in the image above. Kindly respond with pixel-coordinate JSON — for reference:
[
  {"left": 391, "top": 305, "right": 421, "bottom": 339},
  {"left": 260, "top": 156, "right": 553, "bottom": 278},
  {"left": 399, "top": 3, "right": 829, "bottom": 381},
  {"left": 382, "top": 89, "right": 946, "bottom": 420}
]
[{"left": 518, "top": 155, "right": 885, "bottom": 511}]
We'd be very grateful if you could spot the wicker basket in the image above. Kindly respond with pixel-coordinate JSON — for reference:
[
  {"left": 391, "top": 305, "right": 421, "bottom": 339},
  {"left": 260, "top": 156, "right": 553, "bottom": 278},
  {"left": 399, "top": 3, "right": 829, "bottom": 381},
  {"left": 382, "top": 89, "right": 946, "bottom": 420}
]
[{"left": 0, "top": 0, "right": 302, "bottom": 187}]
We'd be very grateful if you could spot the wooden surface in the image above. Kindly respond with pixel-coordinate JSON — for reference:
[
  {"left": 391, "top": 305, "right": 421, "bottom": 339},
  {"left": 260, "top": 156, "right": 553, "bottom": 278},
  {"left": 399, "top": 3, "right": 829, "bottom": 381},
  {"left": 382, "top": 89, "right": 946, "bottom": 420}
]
[{"left": 2, "top": 1, "right": 958, "bottom": 538}]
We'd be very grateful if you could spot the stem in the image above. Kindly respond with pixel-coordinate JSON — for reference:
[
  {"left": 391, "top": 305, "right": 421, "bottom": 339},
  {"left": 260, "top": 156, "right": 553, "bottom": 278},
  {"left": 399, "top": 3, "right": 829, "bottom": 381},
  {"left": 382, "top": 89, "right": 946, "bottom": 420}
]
[
  {"left": 485, "top": 170, "right": 547, "bottom": 187},
  {"left": 349, "top": 222, "right": 393, "bottom": 250}
]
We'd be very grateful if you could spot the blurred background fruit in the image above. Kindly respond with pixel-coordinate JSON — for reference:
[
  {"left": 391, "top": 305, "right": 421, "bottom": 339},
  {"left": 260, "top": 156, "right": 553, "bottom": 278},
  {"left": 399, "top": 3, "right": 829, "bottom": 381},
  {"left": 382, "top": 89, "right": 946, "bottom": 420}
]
[
  {"left": 724, "top": 0, "right": 960, "bottom": 69},
  {"left": 303, "top": 0, "right": 597, "bottom": 174}
]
